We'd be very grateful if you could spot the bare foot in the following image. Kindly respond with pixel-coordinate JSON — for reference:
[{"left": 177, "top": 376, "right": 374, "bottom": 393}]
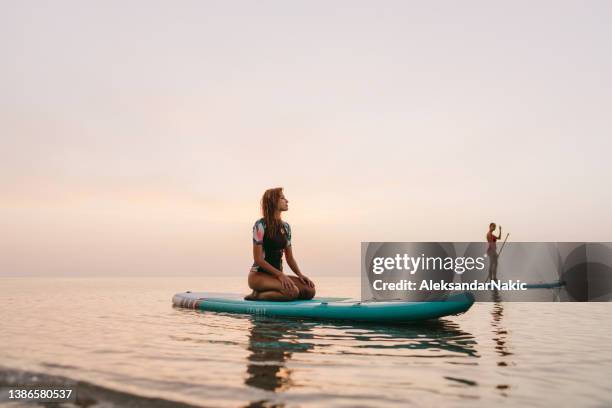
[{"left": 244, "top": 290, "right": 259, "bottom": 301}]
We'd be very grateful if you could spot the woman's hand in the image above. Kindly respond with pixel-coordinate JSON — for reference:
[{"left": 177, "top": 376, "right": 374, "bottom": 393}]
[
  {"left": 298, "top": 275, "right": 315, "bottom": 288},
  {"left": 278, "top": 273, "right": 299, "bottom": 296}
]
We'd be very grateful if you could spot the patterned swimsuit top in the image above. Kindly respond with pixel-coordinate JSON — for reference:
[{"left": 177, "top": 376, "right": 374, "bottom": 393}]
[{"left": 252, "top": 218, "right": 292, "bottom": 271}]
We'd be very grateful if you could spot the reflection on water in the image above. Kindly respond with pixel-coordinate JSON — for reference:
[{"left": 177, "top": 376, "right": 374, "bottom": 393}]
[
  {"left": 243, "top": 315, "right": 478, "bottom": 406},
  {"left": 245, "top": 319, "right": 314, "bottom": 393},
  {"left": 490, "top": 289, "right": 512, "bottom": 395}
]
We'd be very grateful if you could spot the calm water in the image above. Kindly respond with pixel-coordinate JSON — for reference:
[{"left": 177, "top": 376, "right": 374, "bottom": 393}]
[{"left": 1, "top": 277, "right": 612, "bottom": 407}]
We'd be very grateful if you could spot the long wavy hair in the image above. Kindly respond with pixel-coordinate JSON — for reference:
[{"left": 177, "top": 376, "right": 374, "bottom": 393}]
[{"left": 261, "top": 187, "right": 284, "bottom": 239}]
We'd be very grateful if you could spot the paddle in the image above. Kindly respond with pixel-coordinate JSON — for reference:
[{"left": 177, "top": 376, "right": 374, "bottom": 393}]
[{"left": 498, "top": 233, "right": 510, "bottom": 257}]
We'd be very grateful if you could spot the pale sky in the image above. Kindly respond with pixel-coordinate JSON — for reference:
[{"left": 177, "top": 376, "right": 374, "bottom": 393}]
[{"left": 1, "top": 1, "right": 611, "bottom": 277}]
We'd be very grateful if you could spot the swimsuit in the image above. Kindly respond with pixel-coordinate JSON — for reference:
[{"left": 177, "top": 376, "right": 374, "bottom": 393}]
[
  {"left": 252, "top": 218, "right": 292, "bottom": 272},
  {"left": 487, "top": 232, "right": 498, "bottom": 254}
]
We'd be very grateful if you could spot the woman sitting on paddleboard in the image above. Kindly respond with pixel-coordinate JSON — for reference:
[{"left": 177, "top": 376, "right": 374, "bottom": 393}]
[{"left": 245, "top": 187, "right": 316, "bottom": 301}]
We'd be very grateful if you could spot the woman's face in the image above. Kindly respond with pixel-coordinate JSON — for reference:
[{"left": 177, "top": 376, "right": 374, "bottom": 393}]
[{"left": 278, "top": 193, "right": 289, "bottom": 212}]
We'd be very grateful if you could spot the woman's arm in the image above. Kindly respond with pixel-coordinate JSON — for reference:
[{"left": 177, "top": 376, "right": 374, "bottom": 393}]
[
  {"left": 285, "top": 246, "right": 315, "bottom": 288},
  {"left": 284, "top": 246, "right": 303, "bottom": 277}
]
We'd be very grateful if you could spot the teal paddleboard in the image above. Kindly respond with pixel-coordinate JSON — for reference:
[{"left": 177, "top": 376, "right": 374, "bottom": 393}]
[{"left": 172, "top": 291, "right": 474, "bottom": 323}]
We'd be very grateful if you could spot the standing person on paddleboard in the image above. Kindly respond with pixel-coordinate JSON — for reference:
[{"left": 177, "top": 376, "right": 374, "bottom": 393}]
[
  {"left": 245, "top": 187, "right": 316, "bottom": 301},
  {"left": 486, "top": 223, "right": 502, "bottom": 281}
]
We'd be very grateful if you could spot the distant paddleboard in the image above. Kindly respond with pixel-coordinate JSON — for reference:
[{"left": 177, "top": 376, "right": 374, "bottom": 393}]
[
  {"left": 524, "top": 280, "right": 566, "bottom": 289},
  {"left": 172, "top": 292, "right": 474, "bottom": 323}
]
